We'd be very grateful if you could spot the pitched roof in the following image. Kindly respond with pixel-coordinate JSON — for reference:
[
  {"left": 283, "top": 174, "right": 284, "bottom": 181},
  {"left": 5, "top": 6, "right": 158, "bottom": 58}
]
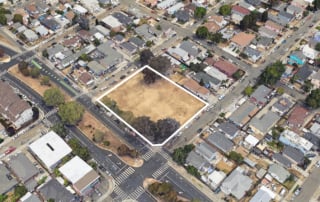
[
  {"left": 272, "top": 153, "right": 292, "bottom": 168},
  {"left": 250, "top": 111, "right": 280, "bottom": 134},
  {"left": 193, "top": 72, "right": 221, "bottom": 86},
  {"left": 195, "top": 142, "right": 217, "bottom": 160},
  {"left": 268, "top": 164, "right": 290, "bottom": 183},
  {"left": 213, "top": 60, "right": 238, "bottom": 77},
  {"left": 249, "top": 186, "right": 276, "bottom": 202},
  {"left": 39, "top": 179, "right": 75, "bottom": 202},
  {"left": 186, "top": 151, "right": 208, "bottom": 170},
  {"left": 179, "top": 41, "right": 199, "bottom": 57},
  {"left": 287, "top": 106, "right": 309, "bottom": 128},
  {"left": 7, "top": 153, "right": 38, "bottom": 183},
  {"left": 250, "top": 85, "right": 272, "bottom": 105},
  {"left": 0, "top": 163, "right": 18, "bottom": 195},
  {"left": 232, "top": 5, "right": 251, "bottom": 15},
  {"left": 219, "top": 121, "right": 239, "bottom": 138},
  {"left": 206, "top": 131, "right": 234, "bottom": 153},
  {"left": 272, "top": 96, "right": 294, "bottom": 115},
  {"left": 229, "top": 101, "right": 258, "bottom": 126},
  {"left": 203, "top": 21, "right": 220, "bottom": 33},
  {"left": 283, "top": 145, "right": 304, "bottom": 164}
]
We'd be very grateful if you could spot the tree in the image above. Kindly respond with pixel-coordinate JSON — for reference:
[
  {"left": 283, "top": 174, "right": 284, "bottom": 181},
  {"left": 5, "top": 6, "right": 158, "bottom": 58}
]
[
  {"left": 13, "top": 14, "right": 23, "bottom": 23},
  {"left": 276, "top": 87, "right": 284, "bottom": 95},
  {"left": 156, "top": 118, "right": 180, "bottom": 142},
  {"left": 195, "top": 26, "right": 209, "bottom": 39},
  {"left": 259, "top": 61, "right": 285, "bottom": 86},
  {"left": 146, "top": 40, "right": 153, "bottom": 47},
  {"left": 0, "top": 195, "right": 8, "bottom": 202},
  {"left": 93, "top": 130, "right": 104, "bottom": 143},
  {"left": 208, "top": 32, "right": 223, "bottom": 43},
  {"left": 132, "top": 116, "right": 157, "bottom": 140},
  {"left": 232, "top": 69, "right": 244, "bottom": 80},
  {"left": 261, "top": 11, "right": 268, "bottom": 22},
  {"left": 43, "top": 87, "right": 65, "bottom": 107},
  {"left": 68, "top": 138, "right": 90, "bottom": 161},
  {"left": 189, "top": 62, "right": 206, "bottom": 72},
  {"left": 148, "top": 55, "right": 171, "bottom": 74},
  {"left": 48, "top": 199, "right": 55, "bottom": 202},
  {"left": 40, "top": 75, "right": 51, "bottom": 86},
  {"left": 42, "top": 50, "right": 49, "bottom": 58},
  {"left": 240, "top": 15, "right": 252, "bottom": 30},
  {"left": 172, "top": 144, "right": 195, "bottom": 165},
  {"left": 140, "top": 49, "right": 154, "bottom": 66},
  {"left": 315, "top": 43, "right": 320, "bottom": 51},
  {"left": 186, "top": 165, "right": 201, "bottom": 178},
  {"left": 18, "top": 61, "right": 30, "bottom": 76},
  {"left": 302, "top": 80, "right": 313, "bottom": 93},
  {"left": 219, "top": 4, "right": 231, "bottom": 16},
  {"left": 0, "top": 14, "right": 7, "bottom": 25},
  {"left": 244, "top": 86, "right": 254, "bottom": 96},
  {"left": 78, "top": 53, "right": 92, "bottom": 61},
  {"left": 306, "top": 89, "right": 320, "bottom": 108},
  {"left": 51, "top": 122, "right": 67, "bottom": 138},
  {"left": 313, "top": 0, "right": 320, "bottom": 10},
  {"left": 194, "top": 7, "right": 207, "bottom": 19},
  {"left": 14, "top": 185, "right": 27, "bottom": 199},
  {"left": 30, "top": 67, "right": 40, "bottom": 78},
  {"left": 228, "top": 151, "right": 244, "bottom": 164},
  {"left": 58, "top": 101, "right": 84, "bottom": 125},
  {"left": 142, "top": 68, "right": 160, "bottom": 84}
]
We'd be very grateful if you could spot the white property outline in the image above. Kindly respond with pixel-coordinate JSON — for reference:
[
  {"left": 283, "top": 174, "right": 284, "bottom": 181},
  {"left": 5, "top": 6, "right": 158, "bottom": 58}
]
[{"left": 97, "top": 65, "right": 209, "bottom": 147}]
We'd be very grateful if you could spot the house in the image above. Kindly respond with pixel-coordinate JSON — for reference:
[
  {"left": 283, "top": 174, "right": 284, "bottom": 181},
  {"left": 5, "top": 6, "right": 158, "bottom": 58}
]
[
  {"left": 64, "top": 11, "right": 75, "bottom": 22},
  {"left": 129, "top": 37, "right": 145, "bottom": 49},
  {"left": 218, "top": 121, "right": 239, "bottom": 139},
  {"left": 101, "top": 15, "right": 122, "bottom": 31},
  {"left": 286, "top": 4, "right": 303, "bottom": 19},
  {"left": 287, "top": 105, "right": 309, "bottom": 129},
  {"left": 245, "top": 0, "right": 261, "bottom": 6},
  {"left": 268, "top": 164, "right": 290, "bottom": 183},
  {"left": 78, "top": 72, "right": 94, "bottom": 86},
  {"left": 120, "top": 42, "right": 137, "bottom": 54},
  {"left": 95, "top": 25, "right": 110, "bottom": 37},
  {"left": 283, "top": 145, "right": 304, "bottom": 164},
  {"left": 249, "top": 186, "right": 276, "bottom": 202},
  {"left": 193, "top": 72, "right": 221, "bottom": 90},
  {"left": 250, "top": 85, "right": 272, "bottom": 106},
  {"left": 167, "top": 2, "right": 185, "bottom": 15},
  {"left": 112, "top": 12, "right": 132, "bottom": 26},
  {"left": 157, "top": 0, "right": 177, "bottom": 9},
  {"left": 303, "top": 132, "right": 320, "bottom": 151},
  {"left": 97, "top": 43, "right": 123, "bottom": 70},
  {"left": 28, "top": 131, "right": 72, "bottom": 171},
  {"left": 278, "top": 11, "right": 294, "bottom": 24},
  {"left": 203, "top": 66, "right": 228, "bottom": 82},
  {"left": 7, "top": 153, "right": 39, "bottom": 183},
  {"left": 167, "top": 47, "right": 189, "bottom": 62},
  {"left": 38, "top": 179, "right": 75, "bottom": 202},
  {"left": 249, "top": 111, "right": 280, "bottom": 135},
  {"left": 59, "top": 156, "right": 100, "bottom": 195},
  {"left": 23, "top": 29, "right": 39, "bottom": 42},
  {"left": 311, "top": 70, "right": 320, "bottom": 88},
  {"left": 288, "top": 51, "right": 305, "bottom": 66},
  {"left": 221, "top": 167, "right": 253, "bottom": 200},
  {"left": 302, "top": 45, "right": 318, "bottom": 59},
  {"left": 35, "top": 25, "right": 49, "bottom": 37},
  {"left": 14, "top": 8, "right": 29, "bottom": 25},
  {"left": 229, "top": 101, "right": 258, "bottom": 127},
  {"left": 219, "top": 27, "right": 236, "bottom": 40},
  {"left": 207, "top": 15, "right": 227, "bottom": 27},
  {"left": 135, "top": 24, "right": 160, "bottom": 41},
  {"left": 175, "top": 10, "right": 190, "bottom": 23},
  {"left": 181, "top": 78, "right": 210, "bottom": 100},
  {"left": 73, "top": 4, "right": 88, "bottom": 15},
  {"left": 279, "top": 130, "right": 313, "bottom": 154},
  {"left": 203, "top": 21, "right": 220, "bottom": 33},
  {"left": 179, "top": 41, "right": 201, "bottom": 58},
  {"left": 195, "top": 142, "right": 217, "bottom": 162},
  {"left": 258, "top": 27, "right": 278, "bottom": 39},
  {"left": 244, "top": 46, "right": 262, "bottom": 63},
  {"left": 295, "top": 64, "right": 314, "bottom": 84},
  {"left": 265, "top": 20, "right": 283, "bottom": 33},
  {"left": 0, "top": 163, "right": 18, "bottom": 195},
  {"left": 19, "top": 192, "right": 42, "bottom": 202},
  {"left": 272, "top": 153, "right": 292, "bottom": 168},
  {"left": 271, "top": 95, "right": 294, "bottom": 116},
  {"left": 206, "top": 131, "right": 234, "bottom": 154},
  {"left": 47, "top": 44, "right": 65, "bottom": 60},
  {"left": 213, "top": 60, "right": 238, "bottom": 77},
  {"left": 77, "top": 29, "right": 93, "bottom": 42},
  {"left": 87, "top": 61, "right": 105, "bottom": 76},
  {"left": 186, "top": 151, "right": 208, "bottom": 170},
  {"left": 244, "top": 134, "right": 260, "bottom": 148},
  {"left": 230, "top": 32, "right": 256, "bottom": 50},
  {"left": 231, "top": 5, "right": 251, "bottom": 23},
  {"left": 25, "top": 4, "right": 39, "bottom": 18},
  {"left": 40, "top": 18, "right": 61, "bottom": 31},
  {"left": 0, "top": 81, "right": 33, "bottom": 129},
  {"left": 207, "top": 170, "right": 226, "bottom": 190}
]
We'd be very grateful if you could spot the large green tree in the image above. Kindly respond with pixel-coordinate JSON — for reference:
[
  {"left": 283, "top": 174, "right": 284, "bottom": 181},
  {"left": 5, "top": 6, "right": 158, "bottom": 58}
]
[
  {"left": 13, "top": 14, "right": 23, "bottom": 23},
  {"left": 0, "top": 14, "right": 7, "bottom": 25},
  {"left": 315, "top": 43, "right": 320, "bottom": 51},
  {"left": 219, "top": 4, "right": 232, "bottom": 16},
  {"left": 68, "top": 138, "right": 90, "bottom": 161},
  {"left": 58, "top": 101, "right": 84, "bottom": 125},
  {"left": 306, "top": 89, "right": 320, "bottom": 108},
  {"left": 194, "top": 7, "right": 207, "bottom": 19},
  {"left": 43, "top": 87, "right": 65, "bottom": 107},
  {"left": 172, "top": 144, "right": 195, "bottom": 165},
  {"left": 195, "top": 26, "right": 209, "bottom": 39},
  {"left": 30, "top": 67, "right": 40, "bottom": 78},
  {"left": 259, "top": 61, "right": 285, "bottom": 86}
]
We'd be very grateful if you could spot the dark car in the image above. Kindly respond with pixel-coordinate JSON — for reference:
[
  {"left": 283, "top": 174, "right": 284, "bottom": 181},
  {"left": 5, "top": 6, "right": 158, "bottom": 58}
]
[{"left": 120, "top": 75, "right": 126, "bottom": 80}]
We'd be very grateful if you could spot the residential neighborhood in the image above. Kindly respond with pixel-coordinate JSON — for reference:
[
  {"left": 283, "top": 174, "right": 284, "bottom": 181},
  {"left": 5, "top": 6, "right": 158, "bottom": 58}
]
[{"left": 0, "top": 0, "right": 320, "bottom": 201}]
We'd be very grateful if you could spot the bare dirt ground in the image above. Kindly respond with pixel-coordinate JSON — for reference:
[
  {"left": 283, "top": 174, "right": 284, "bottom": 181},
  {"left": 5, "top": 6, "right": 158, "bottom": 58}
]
[
  {"left": 216, "top": 160, "right": 235, "bottom": 174},
  {"left": 78, "top": 111, "right": 143, "bottom": 167},
  {"left": 106, "top": 73, "right": 205, "bottom": 124}
]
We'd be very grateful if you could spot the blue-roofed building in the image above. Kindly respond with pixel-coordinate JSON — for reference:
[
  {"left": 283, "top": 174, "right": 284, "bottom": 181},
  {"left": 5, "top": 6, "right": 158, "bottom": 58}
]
[{"left": 288, "top": 51, "right": 305, "bottom": 66}]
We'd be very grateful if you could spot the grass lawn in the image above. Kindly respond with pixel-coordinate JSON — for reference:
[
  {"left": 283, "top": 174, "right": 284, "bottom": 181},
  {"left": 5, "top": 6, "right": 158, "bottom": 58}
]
[{"left": 103, "top": 72, "right": 205, "bottom": 124}]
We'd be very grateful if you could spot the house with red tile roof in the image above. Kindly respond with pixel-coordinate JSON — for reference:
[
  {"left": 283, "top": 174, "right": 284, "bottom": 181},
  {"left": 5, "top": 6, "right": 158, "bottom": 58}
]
[
  {"left": 231, "top": 5, "right": 250, "bottom": 24},
  {"left": 287, "top": 105, "right": 309, "bottom": 130},
  {"left": 265, "top": 20, "right": 283, "bottom": 33},
  {"left": 182, "top": 78, "right": 210, "bottom": 100},
  {"left": 230, "top": 32, "right": 256, "bottom": 50}
]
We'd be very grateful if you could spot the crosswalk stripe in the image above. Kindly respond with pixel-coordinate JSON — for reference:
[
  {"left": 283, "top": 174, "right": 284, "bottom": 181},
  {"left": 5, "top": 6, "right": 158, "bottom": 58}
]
[
  {"left": 141, "top": 150, "right": 154, "bottom": 161},
  {"left": 127, "top": 186, "right": 145, "bottom": 199},
  {"left": 115, "top": 167, "right": 135, "bottom": 185},
  {"left": 114, "top": 186, "right": 127, "bottom": 200},
  {"left": 152, "top": 164, "right": 169, "bottom": 179}
]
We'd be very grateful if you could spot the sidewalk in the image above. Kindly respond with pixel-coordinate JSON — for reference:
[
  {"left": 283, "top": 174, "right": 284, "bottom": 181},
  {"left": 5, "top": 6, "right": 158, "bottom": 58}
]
[{"left": 97, "top": 174, "right": 115, "bottom": 202}]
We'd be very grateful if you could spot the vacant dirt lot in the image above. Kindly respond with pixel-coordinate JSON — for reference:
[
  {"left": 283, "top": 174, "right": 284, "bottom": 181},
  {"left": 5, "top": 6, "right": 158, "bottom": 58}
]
[{"left": 105, "top": 72, "right": 205, "bottom": 124}]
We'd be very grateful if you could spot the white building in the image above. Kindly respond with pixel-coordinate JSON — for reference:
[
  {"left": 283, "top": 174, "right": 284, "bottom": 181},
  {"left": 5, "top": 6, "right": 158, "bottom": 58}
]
[
  {"left": 302, "top": 45, "right": 318, "bottom": 59},
  {"left": 73, "top": 4, "right": 88, "bottom": 15},
  {"left": 167, "top": 2, "right": 185, "bottom": 15},
  {"left": 207, "top": 170, "right": 226, "bottom": 190},
  {"left": 29, "top": 131, "right": 72, "bottom": 171},
  {"left": 204, "top": 66, "right": 228, "bottom": 81},
  {"left": 101, "top": 15, "right": 122, "bottom": 30},
  {"left": 59, "top": 156, "right": 100, "bottom": 195},
  {"left": 157, "top": 0, "right": 177, "bottom": 9}
]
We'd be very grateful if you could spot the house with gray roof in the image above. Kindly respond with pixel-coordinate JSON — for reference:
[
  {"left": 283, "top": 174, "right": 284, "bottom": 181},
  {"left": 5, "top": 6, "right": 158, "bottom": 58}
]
[
  {"left": 283, "top": 145, "right": 304, "bottom": 164},
  {"left": 120, "top": 42, "right": 137, "bottom": 54},
  {"left": 218, "top": 121, "right": 239, "bottom": 139},
  {"left": 47, "top": 44, "right": 64, "bottom": 60},
  {"left": 129, "top": 37, "right": 145, "bottom": 48},
  {"left": 87, "top": 61, "right": 105, "bottom": 76},
  {"left": 7, "top": 153, "right": 39, "bottom": 183},
  {"left": 259, "top": 26, "right": 278, "bottom": 39},
  {"left": 268, "top": 164, "right": 290, "bottom": 183},
  {"left": 303, "top": 132, "right": 320, "bottom": 151},
  {"left": 195, "top": 142, "right": 217, "bottom": 162},
  {"left": 286, "top": 5, "right": 303, "bottom": 19},
  {"left": 0, "top": 163, "right": 18, "bottom": 195},
  {"left": 294, "top": 64, "right": 314, "bottom": 84},
  {"left": 244, "top": 46, "right": 261, "bottom": 63},
  {"left": 253, "top": 36, "right": 273, "bottom": 50},
  {"left": 278, "top": 11, "right": 294, "bottom": 24},
  {"left": 135, "top": 24, "right": 161, "bottom": 41},
  {"left": 38, "top": 178, "right": 75, "bottom": 202},
  {"left": 95, "top": 25, "right": 110, "bottom": 37},
  {"left": 35, "top": 25, "right": 48, "bottom": 37},
  {"left": 112, "top": 12, "right": 132, "bottom": 26},
  {"left": 271, "top": 96, "right": 294, "bottom": 116},
  {"left": 179, "top": 41, "right": 200, "bottom": 57},
  {"left": 175, "top": 10, "right": 190, "bottom": 23},
  {"left": 245, "top": 0, "right": 261, "bottom": 6},
  {"left": 206, "top": 131, "right": 234, "bottom": 154},
  {"left": 186, "top": 151, "right": 208, "bottom": 170},
  {"left": 221, "top": 167, "right": 253, "bottom": 200},
  {"left": 249, "top": 111, "right": 280, "bottom": 135},
  {"left": 23, "top": 29, "right": 39, "bottom": 42},
  {"left": 250, "top": 186, "right": 276, "bottom": 202},
  {"left": 272, "top": 153, "right": 292, "bottom": 168},
  {"left": 193, "top": 72, "right": 221, "bottom": 90},
  {"left": 250, "top": 85, "right": 272, "bottom": 106},
  {"left": 97, "top": 43, "right": 123, "bottom": 70},
  {"left": 19, "top": 192, "right": 42, "bottom": 202},
  {"left": 229, "top": 101, "right": 258, "bottom": 127}
]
